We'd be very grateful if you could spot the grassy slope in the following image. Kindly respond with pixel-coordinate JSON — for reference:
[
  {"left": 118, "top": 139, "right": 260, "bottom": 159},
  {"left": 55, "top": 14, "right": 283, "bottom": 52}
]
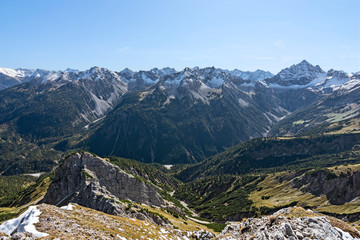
[
  {"left": 174, "top": 163, "right": 360, "bottom": 222},
  {"left": 0, "top": 174, "right": 52, "bottom": 223}
]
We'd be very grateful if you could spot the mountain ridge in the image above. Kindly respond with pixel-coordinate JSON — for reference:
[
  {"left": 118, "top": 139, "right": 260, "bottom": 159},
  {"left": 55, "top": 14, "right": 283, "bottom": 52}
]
[{"left": 0, "top": 60, "right": 359, "bottom": 172}]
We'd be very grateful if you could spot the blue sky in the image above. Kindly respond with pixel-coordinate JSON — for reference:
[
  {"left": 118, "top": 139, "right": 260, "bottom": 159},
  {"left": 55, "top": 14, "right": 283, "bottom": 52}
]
[{"left": 1, "top": 0, "right": 359, "bottom": 73}]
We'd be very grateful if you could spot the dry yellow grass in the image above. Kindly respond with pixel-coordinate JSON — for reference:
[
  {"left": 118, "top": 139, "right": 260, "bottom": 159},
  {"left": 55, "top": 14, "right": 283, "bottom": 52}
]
[
  {"left": 37, "top": 204, "right": 181, "bottom": 239},
  {"left": 325, "top": 118, "right": 360, "bottom": 135},
  {"left": 328, "top": 163, "right": 360, "bottom": 176},
  {"left": 138, "top": 204, "right": 213, "bottom": 232},
  {"left": 248, "top": 172, "right": 327, "bottom": 209}
]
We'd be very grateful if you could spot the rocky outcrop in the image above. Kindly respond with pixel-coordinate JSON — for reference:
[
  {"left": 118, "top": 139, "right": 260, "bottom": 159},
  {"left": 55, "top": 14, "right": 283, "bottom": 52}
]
[
  {"left": 294, "top": 169, "right": 360, "bottom": 205},
  {"left": 42, "top": 152, "right": 165, "bottom": 215},
  {"left": 218, "top": 207, "right": 360, "bottom": 240}
]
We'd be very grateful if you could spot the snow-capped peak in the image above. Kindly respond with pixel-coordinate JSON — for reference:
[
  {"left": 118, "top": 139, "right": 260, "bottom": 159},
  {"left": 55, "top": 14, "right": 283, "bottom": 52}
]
[
  {"left": 266, "top": 60, "right": 326, "bottom": 87},
  {"left": 120, "top": 68, "right": 134, "bottom": 75},
  {"left": 0, "top": 67, "right": 34, "bottom": 79},
  {"left": 231, "top": 69, "right": 273, "bottom": 81}
]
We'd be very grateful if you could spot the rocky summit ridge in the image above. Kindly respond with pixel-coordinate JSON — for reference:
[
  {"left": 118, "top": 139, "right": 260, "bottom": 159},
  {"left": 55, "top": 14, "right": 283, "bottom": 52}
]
[
  {"left": 218, "top": 207, "right": 360, "bottom": 240},
  {"left": 42, "top": 152, "right": 166, "bottom": 220},
  {"left": 1, "top": 204, "right": 359, "bottom": 239}
]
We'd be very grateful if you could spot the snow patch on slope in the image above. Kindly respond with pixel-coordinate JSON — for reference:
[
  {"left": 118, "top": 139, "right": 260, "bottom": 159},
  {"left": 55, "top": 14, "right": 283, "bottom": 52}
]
[
  {"left": 0, "top": 68, "right": 27, "bottom": 78},
  {"left": 0, "top": 206, "right": 48, "bottom": 238},
  {"left": 60, "top": 203, "right": 74, "bottom": 210}
]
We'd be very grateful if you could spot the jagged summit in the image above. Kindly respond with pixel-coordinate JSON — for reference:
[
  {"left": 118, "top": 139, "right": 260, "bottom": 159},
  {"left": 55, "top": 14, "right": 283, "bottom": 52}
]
[
  {"left": 5, "top": 62, "right": 356, "bottom": 93},
  {"left": 218, "top": 207, "right": 360, "bottom": 239},
  {"left": 42, "top": 152, "right": 165, "bottom": 211},
  {"left": 266, "top": 60, "right": 326, "bottom": 87},
  {"left": 231, "top": 68, "right": 274, "bottom": 81}
]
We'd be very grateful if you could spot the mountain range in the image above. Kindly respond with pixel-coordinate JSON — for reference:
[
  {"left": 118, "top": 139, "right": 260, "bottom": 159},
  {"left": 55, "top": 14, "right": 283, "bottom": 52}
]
[{"left": 0, "top": 60, "right": 359, "bottom": 171}]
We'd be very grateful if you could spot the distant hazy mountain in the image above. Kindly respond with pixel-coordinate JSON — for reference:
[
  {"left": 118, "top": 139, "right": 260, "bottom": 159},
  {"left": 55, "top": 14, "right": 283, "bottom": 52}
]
[
  {"left": 0, "top": 67, "right": 127, "bottom": 138},
  {"left": 0, "top": 68, "right": 35, "bottom": 90}
]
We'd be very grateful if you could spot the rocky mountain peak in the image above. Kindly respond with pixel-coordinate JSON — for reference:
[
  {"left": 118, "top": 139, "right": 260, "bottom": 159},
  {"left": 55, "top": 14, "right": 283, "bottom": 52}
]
[
  {"left": 42, "top": 152, "right": 165, "bottom": 214},
  {"left": 149, "top": 67, "right": 177, "bottom": 76},
  {"left": 231, "top": 69, "right": 274, "bottom": 81},
  {"left": 266, "top": 60, "right": 326, "bottom": 87}
]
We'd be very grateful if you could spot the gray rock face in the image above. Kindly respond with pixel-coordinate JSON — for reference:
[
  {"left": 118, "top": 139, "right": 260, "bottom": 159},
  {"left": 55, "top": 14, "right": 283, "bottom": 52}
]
[
  {"left": 42, "top": 152, "right": 165, "bottom": 214},
  {"left": 294, "top": 169, "right": 360, "bottom": 205},
  {"left": 266, "top": 60, "right": 325, "bottom": 87},
  {"left": 0, "top": 232, "right": 35, "bottom": 240},
  {"left": 218, "top": 208, "right": 360, "bottom": 239}
]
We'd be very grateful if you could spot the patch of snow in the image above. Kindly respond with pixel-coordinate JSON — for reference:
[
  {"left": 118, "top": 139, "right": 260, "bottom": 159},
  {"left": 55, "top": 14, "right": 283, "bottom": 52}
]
[
  {"left": 333, "top": 79, "right": 360, "bottom": 92},
  {"left": 164, "top": 72, "right": 186, "bottom": 87},
  {"left": 0, "top": 68, "right": 29, "bottom": 78},
  {"left": 163, "top": 165, "right": 173, "bottom": 169},
  {"left": 23, "top": 172, "right": 43, "bottom": 178},
  {"left": 117, "top": 235, "right": 127, "bottom": 240},
  {"left": 141, "top": 72, "right": 159, "bottom": 84},
  {"left": 231, "top": 69, "right": 273, "bottom": 81},
  {"left": 269, "top": 73, "right": 327, "bottom": 89},
  {"left": 161, "top": 67, "right": 177, "bottom": 75},
  {"left": 0, "top": 206, "right": 48, "bottom": 238},
  {"left": 335, "top": 227, "right": 356, "bottom": 240},
  {"left": 44, "top": 71, "right": 61, "bottom": 82},
  {"left": 258, "top": 80, "right": 270, "bottom": 88},
  {"left": 60, "top": 203, "right": 74, "bottom": 210}
]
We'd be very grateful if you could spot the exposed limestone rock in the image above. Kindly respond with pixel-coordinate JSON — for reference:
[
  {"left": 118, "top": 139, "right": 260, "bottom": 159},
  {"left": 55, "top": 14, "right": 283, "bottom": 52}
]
[
  {"left": 294, "top": 169, "right": 360, "bottom": 205},
  {"left": 217, "top": 207, "right": 360, "bottom": 240},
  {"left": 42, "top": 152, "right": 165, "bottom": 217},
  {"left": 0, "top": 232, "right": 35, "bottom": 240}
]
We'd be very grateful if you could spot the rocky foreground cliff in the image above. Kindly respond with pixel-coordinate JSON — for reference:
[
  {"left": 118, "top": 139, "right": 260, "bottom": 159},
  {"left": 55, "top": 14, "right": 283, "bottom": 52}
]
[
  {"left": 1, "top": 204, "right": 360, "bottom": 239},
  {"left": 41, "top": 152, "right": 170, "bottom": 224}
]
